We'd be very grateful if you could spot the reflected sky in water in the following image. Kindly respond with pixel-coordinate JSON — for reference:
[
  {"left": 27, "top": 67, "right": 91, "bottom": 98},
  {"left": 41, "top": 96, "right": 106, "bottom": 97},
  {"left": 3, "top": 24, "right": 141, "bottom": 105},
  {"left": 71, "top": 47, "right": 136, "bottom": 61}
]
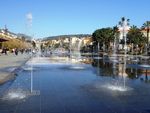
[{"left": 0, "top": 55, "right": 150, "bottom": 113}]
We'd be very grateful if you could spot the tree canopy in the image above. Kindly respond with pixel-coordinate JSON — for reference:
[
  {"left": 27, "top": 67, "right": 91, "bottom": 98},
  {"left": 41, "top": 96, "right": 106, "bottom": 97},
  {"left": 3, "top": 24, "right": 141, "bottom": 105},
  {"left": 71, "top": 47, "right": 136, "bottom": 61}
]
[
  {"left": 92, "top": 27, "right": 114, "bottom": 44},
  {"left": 127, "top": 25, "right": 146, "bottom": 46}
]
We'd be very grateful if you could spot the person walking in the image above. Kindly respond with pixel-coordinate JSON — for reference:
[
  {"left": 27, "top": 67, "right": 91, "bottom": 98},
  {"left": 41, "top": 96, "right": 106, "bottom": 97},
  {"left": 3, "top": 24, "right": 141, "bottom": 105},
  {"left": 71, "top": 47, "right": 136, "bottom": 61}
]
[{"left": 15, "top": 48, "right": 18, "bottom": 55}]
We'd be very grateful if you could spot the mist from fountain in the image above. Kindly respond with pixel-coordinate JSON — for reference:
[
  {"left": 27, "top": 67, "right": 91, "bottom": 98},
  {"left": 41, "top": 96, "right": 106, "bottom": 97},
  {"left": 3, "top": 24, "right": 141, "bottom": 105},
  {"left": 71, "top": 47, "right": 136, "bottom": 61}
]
[
  {"left": 68, "top": 38, "right": 86, "bottom": 70},
  {"left": 77, "top": 39, "right": 83, "bottom": 60},
  {"left": 111, "top": 34, "right": 119, "bottom": 63},
  {"left": 131, "top": 43, "right": 134, "bottom": 59},
  {"left": 2, "top": 88, "right": 29, "bottom": 100},
  {"left": 113, "top": 35, "right": 117, "bottom": 57},
  {"left": 93, "top": 42, "right": 103, "bottom": 60},
  {"left": 105, "top": 18, "right": 130, "bottom": 92},
  {"left": 145, "top": 44, "right": 148, "bottom": 55},
  {"left": 69, "top": 38, "right": 83, "bottom": 62},
  {"left": 36, "top": 41, "right": 42, "bottom": 57},
  {"left": 103, "top": 84, "right": 132, "bottom": 92}
]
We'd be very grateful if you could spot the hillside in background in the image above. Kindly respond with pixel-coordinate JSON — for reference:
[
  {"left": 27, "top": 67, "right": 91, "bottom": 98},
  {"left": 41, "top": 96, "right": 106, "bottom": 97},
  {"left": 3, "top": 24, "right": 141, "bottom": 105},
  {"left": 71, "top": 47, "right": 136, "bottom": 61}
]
[{"left": 43, "top": 34, "right": 92, "bottom": 41}]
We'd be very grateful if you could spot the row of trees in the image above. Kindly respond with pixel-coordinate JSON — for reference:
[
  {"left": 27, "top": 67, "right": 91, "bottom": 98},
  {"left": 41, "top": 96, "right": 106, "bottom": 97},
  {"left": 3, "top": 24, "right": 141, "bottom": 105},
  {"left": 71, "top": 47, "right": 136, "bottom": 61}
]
[
  {"left": 1, "top": 38, "right": 32, "bottom": 50},
  {"left": 0, "top": 33, "right": 34, "bottom": 51},
  {"left": 92, "top": 17, "right": 150, "bottom": 54},
  {"left": 0, "top": 28, "right": 34, "bottom": 51}
]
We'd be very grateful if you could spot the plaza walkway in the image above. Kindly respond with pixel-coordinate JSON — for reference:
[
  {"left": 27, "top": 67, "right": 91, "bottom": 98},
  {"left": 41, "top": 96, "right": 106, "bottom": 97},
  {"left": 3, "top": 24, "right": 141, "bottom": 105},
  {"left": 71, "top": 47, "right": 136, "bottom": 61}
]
[{"left": 0, "top": 53, "right": 30, "bottom": 84}]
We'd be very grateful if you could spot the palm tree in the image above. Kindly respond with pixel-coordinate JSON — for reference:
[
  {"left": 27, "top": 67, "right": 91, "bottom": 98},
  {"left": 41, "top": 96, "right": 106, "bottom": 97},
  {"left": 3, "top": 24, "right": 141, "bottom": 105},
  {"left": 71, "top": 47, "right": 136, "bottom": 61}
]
[
  {"left": 142, "top": 21, "right": 150, "bottom": 46},
  {"left": 118, "top": 17, "right": 130, "bottom": 43},
  {"left": 127, "top": 25, "right": 146, "bottom": 54}
]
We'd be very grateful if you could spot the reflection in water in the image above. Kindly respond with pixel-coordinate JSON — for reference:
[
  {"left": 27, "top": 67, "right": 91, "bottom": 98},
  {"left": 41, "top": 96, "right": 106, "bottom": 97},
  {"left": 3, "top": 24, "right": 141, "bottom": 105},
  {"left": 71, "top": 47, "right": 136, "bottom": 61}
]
[
  {"left": 91, "top": 57, "right": 149, "bottom": 80},
  {"left": 80, "top": 54, "right": 149, "bottom": 94},
  {"left": 0, "top": 54, "right": 150, "bottom": 113}
]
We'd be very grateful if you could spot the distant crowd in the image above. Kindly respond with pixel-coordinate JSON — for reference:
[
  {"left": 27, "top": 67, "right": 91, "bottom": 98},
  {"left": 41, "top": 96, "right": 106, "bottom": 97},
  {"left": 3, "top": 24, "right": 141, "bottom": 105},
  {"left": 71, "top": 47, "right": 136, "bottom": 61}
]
[{"left": 0, "top": 48, "right": 32, "bottom": 56}]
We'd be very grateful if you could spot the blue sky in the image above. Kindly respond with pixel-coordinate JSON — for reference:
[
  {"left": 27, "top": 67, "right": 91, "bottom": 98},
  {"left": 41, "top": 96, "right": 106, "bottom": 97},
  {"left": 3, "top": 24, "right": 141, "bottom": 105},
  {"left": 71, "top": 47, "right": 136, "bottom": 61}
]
[{"left": 0, "top": 0, "right": 150, "bottom": 38}]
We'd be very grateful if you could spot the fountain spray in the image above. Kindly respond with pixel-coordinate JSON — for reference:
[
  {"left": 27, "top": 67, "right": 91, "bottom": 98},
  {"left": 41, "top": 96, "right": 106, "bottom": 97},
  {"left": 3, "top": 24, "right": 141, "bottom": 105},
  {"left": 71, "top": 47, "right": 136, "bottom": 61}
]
[
  {"left": 26, "top": 12, "right": 33, "bottom": 93},
  {"left": 118, "top": 17, "right": 130, "bottom": 89}
]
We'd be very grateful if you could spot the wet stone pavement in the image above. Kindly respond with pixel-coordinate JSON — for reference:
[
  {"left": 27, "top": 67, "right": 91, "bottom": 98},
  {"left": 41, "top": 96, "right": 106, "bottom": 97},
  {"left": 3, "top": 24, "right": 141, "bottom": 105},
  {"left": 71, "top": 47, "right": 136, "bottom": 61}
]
[
  {"left": 0, "top": 53, "right": 30, "bottom": 84},
  {"left": 0, "top": 56, "right": 150, "bottom": 113}
]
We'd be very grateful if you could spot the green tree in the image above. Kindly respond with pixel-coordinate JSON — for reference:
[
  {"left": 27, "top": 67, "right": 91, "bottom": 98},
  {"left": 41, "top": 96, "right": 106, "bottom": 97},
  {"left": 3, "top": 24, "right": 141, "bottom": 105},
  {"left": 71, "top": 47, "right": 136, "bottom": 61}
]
[
  {"left": 141, "top": 21, "right": 150, "bottom": 46},
  {"left": 2, "top": 38, "right": 31, "bottom": 50},
  {"left": 127, "top": 25, "right": 146, "bottom": 54},
  {"left": 92, "top": 27, "right": 114, "bottom": 52}
]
